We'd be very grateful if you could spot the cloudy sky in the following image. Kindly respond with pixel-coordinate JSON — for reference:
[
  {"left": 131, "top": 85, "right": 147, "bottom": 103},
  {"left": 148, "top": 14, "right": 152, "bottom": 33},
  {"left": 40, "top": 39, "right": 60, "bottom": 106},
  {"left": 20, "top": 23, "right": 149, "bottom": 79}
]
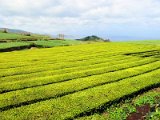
[{"left": 0, "top": 0, "right": 160, "bottom": 40}]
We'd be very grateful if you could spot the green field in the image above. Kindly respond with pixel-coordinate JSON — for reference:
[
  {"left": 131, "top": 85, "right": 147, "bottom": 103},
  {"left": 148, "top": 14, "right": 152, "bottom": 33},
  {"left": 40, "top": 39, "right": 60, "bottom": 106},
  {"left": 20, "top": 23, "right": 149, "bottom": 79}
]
[
  {"left": 0, "top": 40, "right": 83, "bottom": 52},
  {"left": 0, "top": 42, "right": 160, "bottom": 120},
  {"left": 0, "top": 32, "right": 84, "bottom": 51},
  {"left": 0, "top": 32, "right": 51, "bottom": 42},
  {"left": 0, "top": 32, "right": 30, "bottom": 40},
  {"left": 31, "top": 40, "right": 83, "bottom": 47},
  {"left": 0, "top": 42, "right": 31, "bottom": 50}
]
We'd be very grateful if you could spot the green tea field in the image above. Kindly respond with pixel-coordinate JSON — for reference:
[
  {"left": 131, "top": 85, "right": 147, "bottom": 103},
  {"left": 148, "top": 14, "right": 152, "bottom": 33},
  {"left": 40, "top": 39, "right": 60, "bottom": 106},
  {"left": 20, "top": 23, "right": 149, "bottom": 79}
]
[{"left": 0, "top": 42, "right": 160, "bottom": 120}]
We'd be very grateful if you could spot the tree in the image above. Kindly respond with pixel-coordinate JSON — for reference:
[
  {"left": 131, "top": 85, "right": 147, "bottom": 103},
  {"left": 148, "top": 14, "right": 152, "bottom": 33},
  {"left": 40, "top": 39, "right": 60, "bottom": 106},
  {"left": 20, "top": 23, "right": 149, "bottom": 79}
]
[{"left": 3, "top": 28, "right": 8, "bottom": 33}]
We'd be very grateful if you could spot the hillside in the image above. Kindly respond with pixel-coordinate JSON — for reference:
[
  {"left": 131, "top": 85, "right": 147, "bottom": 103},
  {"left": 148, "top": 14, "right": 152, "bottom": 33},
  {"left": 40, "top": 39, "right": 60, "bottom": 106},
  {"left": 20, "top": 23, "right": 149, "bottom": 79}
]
[
  {"left": 0, "top": 32, "right": 32, "bottom": 42},
  {"left": 0, "top": 28, "right": 29, "bottom": 34},
  {"left": 0, "top": 29, "right": 52, "bottom": 42},
  {"left": 0, "top": 30, "right": 83, "bottom": 52},
  {"left": 0, "top": 42, "right": 159, "bottom": 119},
  {"left": 78, "top": 35, "right": 110, "bottom": 42}
]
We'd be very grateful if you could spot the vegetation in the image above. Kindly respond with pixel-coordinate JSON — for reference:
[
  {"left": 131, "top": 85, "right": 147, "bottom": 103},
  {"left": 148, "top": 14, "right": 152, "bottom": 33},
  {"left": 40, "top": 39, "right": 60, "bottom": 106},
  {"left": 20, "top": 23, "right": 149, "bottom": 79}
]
[
  {"left": 0, "top": 40, "right": 83, "bottom": 52},
  {"left": 0, "top": 31, "right": 52, "bottom": 42},
  {"left": 0, "top": 42, "right": 159, "bottom": 119},
  {"left": 0, "top": 42, "right": 31, "bottom": 50},
  {"left": 77, "top": 88, "right": 160, "bottom": 120},
  {"left": 77, "top": 35, "right": 109, "bottom": 42},
  {"left": 0, "top": 28, "right": 29, "bottom": 34},
  {"left": 2, "top": 29, "right": 8, "bottom": 33},
  {"left": 0, "top": 32, "right": 31, "bottom": 40},
  {"left": 31, "top": 40, "right": 82, "bottom": 47},
  {"left": 123, "top": 40, "right": 160, "bottom": 46},
  {"left": 0, "top": 30, "right": 84, "bottom": 52}
]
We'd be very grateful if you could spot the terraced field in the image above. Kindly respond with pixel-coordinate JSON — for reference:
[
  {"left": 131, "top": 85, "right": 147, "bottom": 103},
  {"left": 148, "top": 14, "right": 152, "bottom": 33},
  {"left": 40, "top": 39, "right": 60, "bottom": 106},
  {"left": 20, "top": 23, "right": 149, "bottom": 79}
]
[
  {"left": 0, "top": 40, "right": 82, "bottom": 52},
  {"left": 0, "top": 42, "right": 160, "bottom": 120}
]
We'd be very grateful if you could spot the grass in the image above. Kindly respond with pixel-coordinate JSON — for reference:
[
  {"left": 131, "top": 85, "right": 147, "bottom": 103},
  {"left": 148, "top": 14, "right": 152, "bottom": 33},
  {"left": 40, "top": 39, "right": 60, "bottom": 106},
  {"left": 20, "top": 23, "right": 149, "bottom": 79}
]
[
  {"left": 0, "top": 31, "right": 51, "bottom": 40},
  {"left": 77, "top": 88, "right": 160, "bottom": 120},
  {"left": 0, "top": 31, "right": 97, "bottom": 52},
  {"left": 0, "top": 42, "right": 159, "bottom": 119},
  {"left": 0, "top": 40, "right": 83, "bottom": 52},
  {"left": 30, "top": 40, "right": 83, "bottom": 47},
  {"left": 0, "top": 42, "right": 31, "bottom": 50},
  {"left": 0, "top": 32, "right": 30, "bottom": 40}
]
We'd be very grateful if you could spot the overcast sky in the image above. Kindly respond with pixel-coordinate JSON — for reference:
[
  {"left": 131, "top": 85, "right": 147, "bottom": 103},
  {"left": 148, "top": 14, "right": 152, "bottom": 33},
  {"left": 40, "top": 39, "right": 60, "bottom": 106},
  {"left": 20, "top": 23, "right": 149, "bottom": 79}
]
[{"left": 0, "top": 0, "right": 160, "bottom": 40}]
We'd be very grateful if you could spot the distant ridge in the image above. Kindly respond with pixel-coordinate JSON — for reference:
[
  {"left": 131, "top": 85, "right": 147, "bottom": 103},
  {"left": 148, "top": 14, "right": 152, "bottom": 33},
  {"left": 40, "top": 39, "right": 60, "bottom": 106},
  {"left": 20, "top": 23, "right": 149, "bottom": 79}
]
[
  {"left": 77, "top": 35, "right": 110, "bottom": 42},
  {"left": 0, "top": 28, "right": 30, "bottom": 34}
]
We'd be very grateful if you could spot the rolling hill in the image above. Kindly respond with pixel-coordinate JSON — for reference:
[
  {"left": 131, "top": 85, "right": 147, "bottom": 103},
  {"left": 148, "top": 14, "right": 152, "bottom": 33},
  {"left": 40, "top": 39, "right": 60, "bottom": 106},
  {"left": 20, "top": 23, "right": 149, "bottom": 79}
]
[
  {"left": 0, "top": 28, "right": 30, "bottom": 34},
  {"left": 77, "top": 35, "right": 110, "bottom": 42}
]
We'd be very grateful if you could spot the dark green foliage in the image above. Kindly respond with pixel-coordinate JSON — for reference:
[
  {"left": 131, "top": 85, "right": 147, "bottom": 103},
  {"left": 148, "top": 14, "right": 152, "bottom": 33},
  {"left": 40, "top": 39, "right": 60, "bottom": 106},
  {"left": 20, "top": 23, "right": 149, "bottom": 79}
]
[
  {"left": 24, "top": 33, "right": 31, "bottom": 36},
  {"left": 78, "top": 35, "right": 109, "bottom": 42},
  {"left": 3, "top": 29, "right": 8, "bottom": 33}
]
